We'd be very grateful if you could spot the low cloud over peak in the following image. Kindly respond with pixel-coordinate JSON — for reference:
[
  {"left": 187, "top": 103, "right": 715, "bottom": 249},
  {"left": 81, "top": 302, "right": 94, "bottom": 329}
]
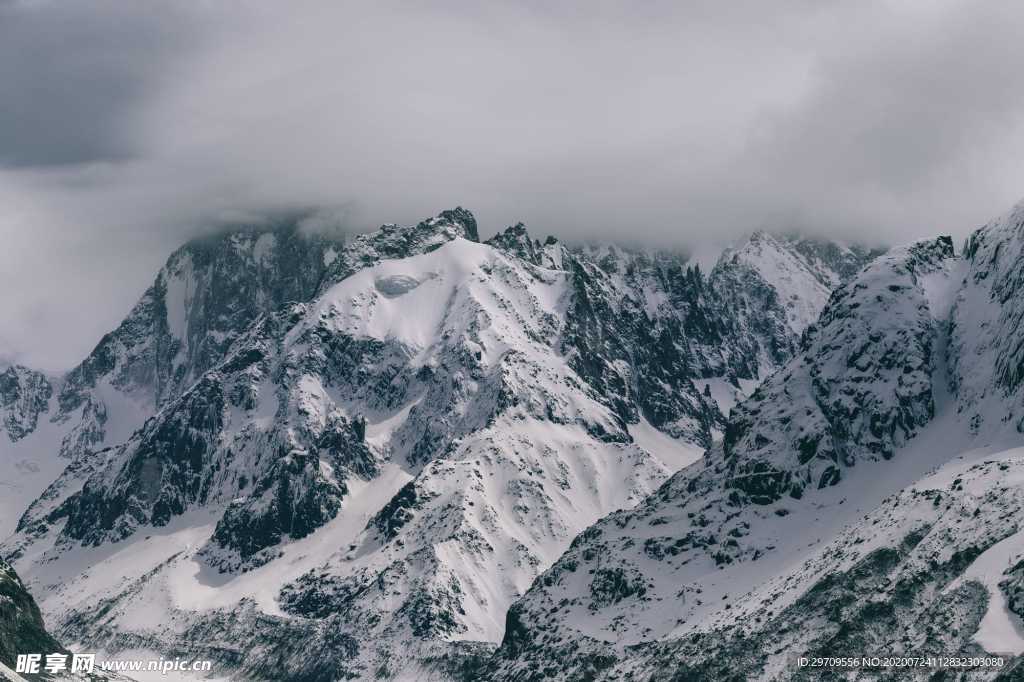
[{"left": 3, "top": 0, "right": 1024, "bottom": 368}]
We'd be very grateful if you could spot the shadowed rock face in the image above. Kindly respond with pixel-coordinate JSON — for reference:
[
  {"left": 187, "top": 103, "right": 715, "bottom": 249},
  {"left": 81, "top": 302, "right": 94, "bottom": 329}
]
[
  {"left": 0, "top": 557, "right": 64, "bottom": 672},
  {"left": 0, "top": 365, "right": 52, "bottom": 443},
  {"left": 722, "top": 236, "right": 953, "bottom": 503},
  {"left": 519, "top": 231, "right": 884, "bottom": 448},
  {"left": 952, "top": 203, "right": 1024, "bottom": 434},
  {"left": 56, "top": 216, "right": 341, "bottom": 422}
]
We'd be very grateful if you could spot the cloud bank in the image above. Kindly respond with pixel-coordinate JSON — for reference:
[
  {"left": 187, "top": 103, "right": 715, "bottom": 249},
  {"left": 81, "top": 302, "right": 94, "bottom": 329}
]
[{"left": 3, "top": 0, "right": 1024, "bottom": 368}]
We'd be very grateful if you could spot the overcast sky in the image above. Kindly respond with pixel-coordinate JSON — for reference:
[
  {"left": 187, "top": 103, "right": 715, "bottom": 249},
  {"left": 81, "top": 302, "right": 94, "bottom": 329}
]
[{"left": 3, "top": 0, "right": 1024, "bottom": 370}]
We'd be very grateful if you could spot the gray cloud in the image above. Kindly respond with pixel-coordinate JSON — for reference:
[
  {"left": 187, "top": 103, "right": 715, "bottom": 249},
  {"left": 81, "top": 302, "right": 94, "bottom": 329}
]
[
  {"left": 0, "top": 1, "right": 199, "bottom": 166},
  {"left": 3, "top": 0, "right": 1024, "bottom": 369}
]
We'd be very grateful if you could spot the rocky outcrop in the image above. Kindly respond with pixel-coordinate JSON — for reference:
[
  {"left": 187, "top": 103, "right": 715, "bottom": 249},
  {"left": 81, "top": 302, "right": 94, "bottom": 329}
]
[
  {"left": 0, "top": 557, "right": 64, "bottom": 674},
  {"left": 0, "top": 365, "right": 52, "bottom": 443},
  {"left": 485, "top": 237, "right": 965, "bottom": 679}
]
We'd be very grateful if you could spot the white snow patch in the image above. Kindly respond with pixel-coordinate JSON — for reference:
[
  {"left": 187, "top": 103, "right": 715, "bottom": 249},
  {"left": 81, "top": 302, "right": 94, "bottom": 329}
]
[
  {"left": 94, "top": 379, "right": 153, "bottom": 445},
  {"left": 164, "top": 259, "right": 194, "bottom": 344},
  {"left": 322, "top": 247, "right": 338, "bottom": 267},
  {"left": 0, "top": 416, "right": 68, "bottom": 538},
  {"left": 304, "top": 239, "right": 567, "bottom": 364},
  {"left": 640, "top": 286, "right": 668, "bottom": 318},
  {"left": 166, "top": 463, "right": 412, "bottom": 616},
  {"left": 941, "top": 492, "right": 1024, "bottom": 655},
  {"left": 693, "top": 378, "right": 748, "bottom": 418},
  {"left": 726, "top": 233, "right": 831, "bottom": 335},
  {"left": 364, "top": 398, "right": 421, "bottom": 450},
  {"left": 920, "top": 258, "right": 967, "bottom": 321},
  {"left": 628, "top": 418, "right": 703, "bottom": 471},
  {"left": 251, "top": 233, "right": 277, "bottom": 265}
]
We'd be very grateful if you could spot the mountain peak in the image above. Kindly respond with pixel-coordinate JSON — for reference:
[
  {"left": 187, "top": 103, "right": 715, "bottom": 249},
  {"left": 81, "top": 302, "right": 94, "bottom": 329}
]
[
  {"left": 7, "top": 203, "right": 965, "bottom": 682},
  {"left": 746, "top": 228, "right": 778, "bottom": 244},
  {"left": 417, "top": 204, "right": 477, "bottom": 241},
  {"left": 57, "top": 218, "right": 338, "bottom": 422},
  {"left": 906, "top": 233, "right": 954, "bottom": 264},
  {"left": 351, "top": 207, "right": 480, "bottom": 271},
  {"left": 434, "top": 206, "right": 479, "bottom": 241},
  {"left": 485, "top": 221, "right": 569, "bottom": 270},
  {"left": 711, "top": 230, "right": 879, "bottom": 341},
  {"left": 486, "top": 222, "right": 541, "bottom": 262}
]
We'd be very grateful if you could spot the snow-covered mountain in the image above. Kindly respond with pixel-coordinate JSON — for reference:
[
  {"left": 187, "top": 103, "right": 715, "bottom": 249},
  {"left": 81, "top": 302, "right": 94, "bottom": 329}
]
[
  {"left": 0, "top": 218, "right": 348, "bottom": 537},
  {"left": 1, "top": 209, "right": 878, "bottom": 680},
  {"left": 485, "top": 204, "right": 1024, "bottom": 680}
]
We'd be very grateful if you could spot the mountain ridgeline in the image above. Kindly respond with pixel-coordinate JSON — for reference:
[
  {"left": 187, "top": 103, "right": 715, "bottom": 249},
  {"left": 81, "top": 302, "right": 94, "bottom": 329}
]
[
  {"left": 485, "top": 207, "right": 1024, "bottom": 680},
  {"left": 2, "top": 208, "right": 900, "bottom": 680}
]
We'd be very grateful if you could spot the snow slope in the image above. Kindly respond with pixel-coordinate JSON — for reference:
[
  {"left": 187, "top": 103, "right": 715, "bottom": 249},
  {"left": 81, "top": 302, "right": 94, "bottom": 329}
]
[
  {"left": 485, "top": 205, "right": 1024, "bottom": 681},
  {"left": 7, "top": 229, "right": 701, "bottom": 679},
  {"left": 2, "top": 210, "right": 881, "bottom": 681}
]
